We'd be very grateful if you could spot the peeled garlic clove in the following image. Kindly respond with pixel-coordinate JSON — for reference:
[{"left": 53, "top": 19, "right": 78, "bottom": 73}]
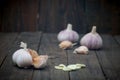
[
  {"left": 33, "top": 55, "right": 48, "bottom": 68},
  {"left": 57, "top": 23, "right": 79, "bottom": 42},
  {"left": 59, "top": 40, "right": 74, "bottom": 49},
  {"left": 28, "top": 49, "right": 39, "bottom": 59},
  {"left": 12, "top": 49, "right": 33, "bottom": 67},
  {"left": 73, "top": 46, "right": 89, "bottom": 54},
  {"left": 80, "top": 26, "right": 103, "bottom": 49}
]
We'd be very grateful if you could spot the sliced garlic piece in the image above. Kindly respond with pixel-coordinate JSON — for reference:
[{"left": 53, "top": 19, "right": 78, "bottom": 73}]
[
  {"left": 55, "top": 66, "right": 64, "bottom": 70},
  {"left": 62, "top": 67, "right": 71, "bottom": 71}
]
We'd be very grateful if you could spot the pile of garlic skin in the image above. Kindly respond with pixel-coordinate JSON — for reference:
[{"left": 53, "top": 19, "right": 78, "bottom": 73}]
[{"left": 12, "top": 42, "right": 48, "bottom": 69}]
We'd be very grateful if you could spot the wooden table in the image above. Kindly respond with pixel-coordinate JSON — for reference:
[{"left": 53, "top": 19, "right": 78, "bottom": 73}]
[{"left": 0, "top": 32, "right": 120, "bottom": 80}]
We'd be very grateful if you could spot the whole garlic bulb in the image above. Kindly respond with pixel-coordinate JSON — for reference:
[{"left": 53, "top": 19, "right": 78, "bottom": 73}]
[
  {"left": 73, "top": 46, "right": 89, "bottom": 54},
  {"left": 12, "top": 49, "right": 33, "bottom": 67},
  {"left": 80, "top": 26, "right": 103, "bottom": 49},
  {"left": 57, "top": 23, "right": 79, "bottom": 42}
]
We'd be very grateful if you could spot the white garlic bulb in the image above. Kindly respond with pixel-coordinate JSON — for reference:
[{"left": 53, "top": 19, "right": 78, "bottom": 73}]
[
  {"left": 57, "top": 23, "right": 79, "bottom": 42},
  {"left": 80, "top": 26, "right": 103, "bottom": 49},
  {"left": 12, "top": 49, "right": 33, "bottom": 67},
  {"left": 73, "top": 46, "right": 89, "bottom": 54}
]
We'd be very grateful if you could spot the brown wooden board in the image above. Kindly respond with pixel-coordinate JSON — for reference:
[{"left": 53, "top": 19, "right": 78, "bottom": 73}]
[
  {"left": 67, "top": 35, "right": 105, "bottom": 80},
  {"left": 95, "top": 35, "right": 120, "bottom": 80},
  {"left": 0, "top": 32, "right": 41, "bottom": 80},
  {"left": 0, "top": 33, "right": 18, "bottom": 67},
  {"left": 32, "top": 33, "right": 69, "bottom": 80}
]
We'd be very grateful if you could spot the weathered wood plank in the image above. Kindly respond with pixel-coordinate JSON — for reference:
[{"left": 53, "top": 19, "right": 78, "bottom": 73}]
[
  {"left": 32, "top": 33, "right": 69, "bottom": 80},
  {"left": 96, "top": 35, "right": 120, "bottom": 80},
  {"left": 67, "top": 35, "right": 105, "bottom": 80},
  {"left": 0, "top": 32, "right": 41, "bottom": 80},
  {"left": 0, "top": 33, "right": 18, "bottom": 67},
  {"left": 115, "top": 36, "right": 120, "bottom": 44}
]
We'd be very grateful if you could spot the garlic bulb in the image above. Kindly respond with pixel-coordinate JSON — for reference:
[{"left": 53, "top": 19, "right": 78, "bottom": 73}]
[
  {"left": 12, "top": 42, "right": 48, "bottom": 69},
  {"left": 59, "top": 40, "right": 76, "bottom": 49},
  {"left": 80, "top": 26, "right": 103, "bottom": 49},
  {"left": 73, "top": 46, "right": 89, "bottom": 54},
  {"left": 57, "top": 23, "right": 79, "bottom": 42},
  {"left": 12, "top": 49, "right": 33, "bottom": 67},
  {"left": 33, "top": 55, "right": 48, "bottom": 68}
]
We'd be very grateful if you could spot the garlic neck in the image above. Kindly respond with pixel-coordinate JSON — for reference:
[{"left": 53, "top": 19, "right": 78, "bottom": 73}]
[
  {"left": 91, "top": 26, "right": 96, "bottom": 34},
  {"left": 66, "top": 24, "right": 72, "bottom": 31}
]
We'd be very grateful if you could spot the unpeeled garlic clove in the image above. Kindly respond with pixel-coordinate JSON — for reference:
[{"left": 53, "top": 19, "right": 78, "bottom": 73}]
[
  {"left": 73, "top": 46, "right": 89, "bottom": 54},
  {"left": 59, "top": 40, "right": 76, "bottom": 49},
  {"left": 28, "top": 49, "right": 39, "bottom": 59},
  {"left": 33, "top": 55, "right": 48, "bottom": 68}
]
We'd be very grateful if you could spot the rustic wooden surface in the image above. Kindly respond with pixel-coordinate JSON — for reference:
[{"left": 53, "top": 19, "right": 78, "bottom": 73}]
[
  {"left": 0, "top": 32, "right": 120, "bottom": 80},
  {"left": 0, "top": 0, "right": 120, "bottom": 35}
]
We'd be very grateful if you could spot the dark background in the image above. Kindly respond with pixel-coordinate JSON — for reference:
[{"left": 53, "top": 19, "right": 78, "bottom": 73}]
[{"left": 0, "top": 0, "right": 120, "bottom": 35}]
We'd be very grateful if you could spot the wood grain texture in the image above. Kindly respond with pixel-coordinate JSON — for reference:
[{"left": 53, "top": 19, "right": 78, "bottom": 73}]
[
  {"left": 95, "top": 35, "right": 120, "bottom": 80},
  {"left": 0, "top": 33, "right": 18, "bottom": 67},
  {"left": 0, "top": 0, "right": 120, "bottom": 34}
]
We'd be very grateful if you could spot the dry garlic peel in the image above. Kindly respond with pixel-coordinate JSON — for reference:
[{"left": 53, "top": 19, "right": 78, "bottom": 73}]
[
  {"left": 80, "top": 26, "right": 103, "bottom": 49},
  {"left": 59, "top": 40, "right": 76, "bottom": 49},
  {"left": 73, "top": 46, "right": 89, "bottom": 54},
  {"left": 28, "top": 49, "right": 39, "bottom": 59},
  {"left": 57, "top": 23, "right": 79, "bottom": 42},
  {"left": 33, "top": 55, "right": 48, "bottom": 68}
]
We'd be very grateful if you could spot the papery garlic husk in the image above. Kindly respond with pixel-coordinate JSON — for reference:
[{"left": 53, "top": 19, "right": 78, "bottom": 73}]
[
  {"left": 73, "top": 46, "right": 89, "bottom": 54},
  {"left": 12, "top": 49, "right": 33, "bottom": 67},
  {"left": 28, "top": 49, "right": 39, "bottom": 59},
  {"left": 57, "top": 23, "right": 79, "bottom": 42},
  {"left": 33, "top": 55, "right": 48, "bottom": 68},
  {"left": 80, "top": 26, "right": 103, "bottom": 49},
  {"left": 59, "top": 40, "right": 76, "bottom": 49}
]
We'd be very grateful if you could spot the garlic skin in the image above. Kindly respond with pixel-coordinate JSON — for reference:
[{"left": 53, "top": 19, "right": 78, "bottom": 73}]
[
  {"left": 80, "top": 26, "right": 103, "bottom": 49},
  {"left": 73, "top": 46, "right": 89, "bottom": 54},
  {"left": 59, "top": 40, "right": 76, "bottom": 49},
  {"left": 12, "top": 49, "right": 33, "bottom": 67},
  {"left": 57, "top": 23, "right": 79, "bottom": 42},
  {"left": 33, "top": 55, "right": 48, "bottom": 68}
]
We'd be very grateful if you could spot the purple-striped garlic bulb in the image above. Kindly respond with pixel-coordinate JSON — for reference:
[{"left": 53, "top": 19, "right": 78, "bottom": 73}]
[
  {"left": 80, "top": 26, "right": 103, "bottom": 49},
  {"left": 57, "top": 23, "right": 79, "bottom": 42}
]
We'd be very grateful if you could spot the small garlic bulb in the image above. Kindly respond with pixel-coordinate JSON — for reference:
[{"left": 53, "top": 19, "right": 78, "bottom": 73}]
[
  {"left": 33, "top": 55, "right": 48, "bottom": 68},
  {"left": 59, "top": 40, "right": 76, "bottom": 49},
  {"left": 80, "top": 26, "right": 103, "bottom": 49},
  {"left": 12, "top": 49, "right": 33, "bottom": 67},
  {"left": 57, "top": 23, "right": 79, "bottom": 42},
  {"left": 73, "top": 46, "right": 89, "bottom": 54}
]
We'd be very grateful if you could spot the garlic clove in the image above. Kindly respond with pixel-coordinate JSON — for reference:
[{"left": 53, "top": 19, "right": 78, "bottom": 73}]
[
  {"left": 33, "top": 55, "right": 48, "bottom": 69},
  {"left": 57, "top": 23, "right": 79, "bottom": 42},
  {"left": 80, "top": 26, "right": 103, "bottom": 49},
  {"left": 28, "top": 49, "right": 39, "bottom": 59},
  {"left": 73, "top": 46, "right": 89, "bottom": 54},
  {"left": 59, "top": 40, "right": 73, "bottom": 49}
]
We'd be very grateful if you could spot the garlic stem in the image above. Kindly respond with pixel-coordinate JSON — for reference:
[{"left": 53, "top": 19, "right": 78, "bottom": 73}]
[
  {"left": 20, "top": 42, "right": 27, "bottom": 50},
  {"left": 66, "top": 24, "right": 72, "bottom": 31},
  {"left": 91, "top": 26, "right": 96, "bottom": 34}
]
